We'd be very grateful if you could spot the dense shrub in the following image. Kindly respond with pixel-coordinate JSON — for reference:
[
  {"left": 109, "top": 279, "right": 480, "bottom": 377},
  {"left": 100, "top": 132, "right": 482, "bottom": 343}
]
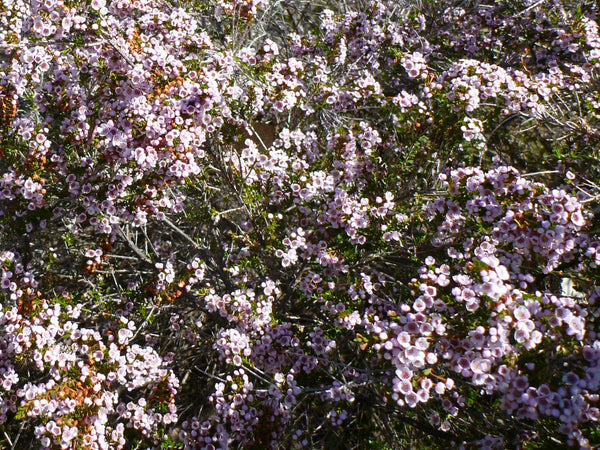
[{"left": 1, "top": 0, "right": 599, "bottom": 448}]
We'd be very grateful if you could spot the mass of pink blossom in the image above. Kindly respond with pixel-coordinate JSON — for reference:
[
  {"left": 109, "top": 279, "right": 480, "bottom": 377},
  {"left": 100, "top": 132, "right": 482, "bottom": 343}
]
[{"left": 1, "top": 0, "right": 599, "bottom": 448}]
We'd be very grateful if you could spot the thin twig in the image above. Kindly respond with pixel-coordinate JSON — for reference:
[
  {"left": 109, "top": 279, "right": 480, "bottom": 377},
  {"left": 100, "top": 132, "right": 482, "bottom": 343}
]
[
  {"left": 521, "top": 170, "right": 559, "bottom": 177},
  {"left": 131, "top": 305, "right": 157, "bottom": 341},
  {"left": 3, "top": 432, "right": 12, "bottom": 448},
  {"left": 118, "top": 225, "right": 152, "bottom": 263},
  {"left": 0, "top": 40, "right": 104, "bottom": 49},
  {"left": 515, "top": 0, "right": 545, "bottom": 16},
  {"left": 162, "top": 217, "right": 201, "bottom": 249},
  {"left": 193, "top": 366, "right": 228, "bottom": 383},
  {"left": 99, "top": 33, "right": 136, "bottom": 67},
  {"left": 9, "top": 422, "right": 25, "bottom": 450}
]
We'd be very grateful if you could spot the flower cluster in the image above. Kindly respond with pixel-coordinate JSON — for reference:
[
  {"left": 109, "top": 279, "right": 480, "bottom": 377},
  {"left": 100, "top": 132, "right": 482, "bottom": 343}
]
[{"left": 1, "top": 299, "right": 178, "bottom": 449}]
